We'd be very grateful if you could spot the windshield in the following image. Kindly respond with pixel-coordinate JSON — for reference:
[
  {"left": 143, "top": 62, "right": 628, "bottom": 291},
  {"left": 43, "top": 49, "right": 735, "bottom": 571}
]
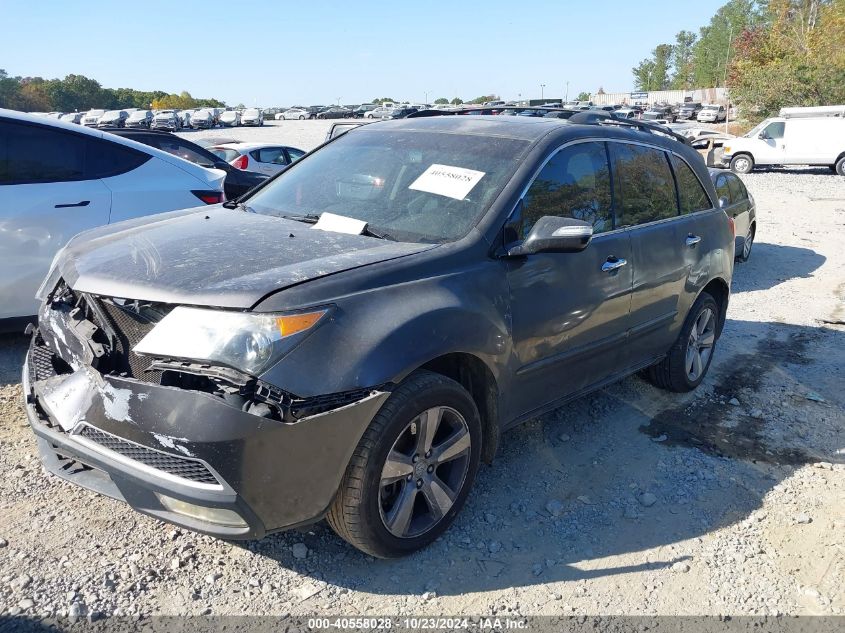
[
  {"left": 245, "top": 129, "right": 530, "bottom": 243},
  {"left": 128, "top": 111, "right": 148, "bottom": 119},
  {"left": 744, "top": 120, "right": 771, "bottom": 138},
  {"left": 244, "top": 109, "right": 260, "bottom": 116}
]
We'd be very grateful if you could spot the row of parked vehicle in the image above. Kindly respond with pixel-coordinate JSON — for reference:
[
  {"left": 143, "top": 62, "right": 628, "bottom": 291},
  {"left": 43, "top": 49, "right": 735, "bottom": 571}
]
[{"left": 35, "top": 107, "right": 267, "bottom": 131}]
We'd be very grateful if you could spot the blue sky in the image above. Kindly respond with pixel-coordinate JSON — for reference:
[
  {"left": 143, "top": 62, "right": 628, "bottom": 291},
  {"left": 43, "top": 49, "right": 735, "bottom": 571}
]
[{"left": 3, "top": 0, "right": 726, "bottom": 106}]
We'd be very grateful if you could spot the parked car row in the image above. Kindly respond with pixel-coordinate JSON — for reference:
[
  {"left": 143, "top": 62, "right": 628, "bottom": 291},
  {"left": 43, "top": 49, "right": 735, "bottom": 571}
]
[{"left": 46, "top": 107, "right": 260, "bottom": 131}]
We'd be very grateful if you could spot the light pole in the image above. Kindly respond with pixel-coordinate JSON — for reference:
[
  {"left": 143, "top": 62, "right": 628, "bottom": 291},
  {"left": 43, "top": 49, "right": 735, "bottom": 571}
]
[
  {"left": 565, "top": 81, "right": 569, "bottom": 103},
  {"left": 337, "top": 96, "right": 342, "bottom": 106},
  {"left": 723, "top": 20, "right": 734, "bottom": 133},
  {"left": 540, "top": 84, "right": 545, "bottom": 101},
  {"left": 424, "top": 91, "right": 429, "bottom": 104}
]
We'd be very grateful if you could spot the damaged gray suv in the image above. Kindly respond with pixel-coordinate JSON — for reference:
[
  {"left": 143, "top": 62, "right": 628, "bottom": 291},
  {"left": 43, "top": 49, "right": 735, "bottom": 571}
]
[{"left": 24, "top": 113, "right": 734, "bottom": 558}]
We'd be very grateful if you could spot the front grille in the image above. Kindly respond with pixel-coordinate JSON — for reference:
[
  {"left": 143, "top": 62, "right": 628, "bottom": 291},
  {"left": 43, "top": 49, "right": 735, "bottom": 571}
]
[
  {"left": 29, "top": 336, "right": 59, "bottom": 383},
  {"left": 88, "top": 297, "right": 167, "bottom": 383},
  {"left": 78, "top": 426, "right": 220, "bottom": 486}
]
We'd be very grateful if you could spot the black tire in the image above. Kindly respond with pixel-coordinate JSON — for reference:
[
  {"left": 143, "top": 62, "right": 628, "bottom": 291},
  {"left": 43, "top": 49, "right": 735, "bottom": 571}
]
[
  {"left": 730, "top": 154, "right": 754, "bottom": 174},
  {"left": 645, "top": 292, "right": 720, "bottom": 393},
  {"left": 327, "top": 370, "right": 482, "bottom": 558},
  {"left": 736, "top": 222, "right": 755, "bottom": 263},
  {"left": 835, "top": 155, "right": 845, "bottom": 177}
]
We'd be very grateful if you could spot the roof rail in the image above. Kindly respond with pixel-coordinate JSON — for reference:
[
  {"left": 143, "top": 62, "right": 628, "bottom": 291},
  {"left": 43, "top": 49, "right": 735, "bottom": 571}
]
[
  {"left": 567, "top": 110, "right": 691, "bottom": 145},
  {"left": 779, "top": 105, "right": 845, "bottom": 118},
  {"left": 407, "top": 107, "right": 691, "bottom": 145}
]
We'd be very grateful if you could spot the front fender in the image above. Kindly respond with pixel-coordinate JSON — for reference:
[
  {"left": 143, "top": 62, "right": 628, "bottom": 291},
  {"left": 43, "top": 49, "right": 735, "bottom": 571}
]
[{"left": 259, "top": 268, "right": 512, "bottom": 398}]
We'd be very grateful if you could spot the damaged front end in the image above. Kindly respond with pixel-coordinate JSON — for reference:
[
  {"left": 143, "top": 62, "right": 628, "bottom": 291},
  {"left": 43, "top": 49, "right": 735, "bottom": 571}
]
[{"left": 24, "top": 279, "right": 390, "bottom": 538}]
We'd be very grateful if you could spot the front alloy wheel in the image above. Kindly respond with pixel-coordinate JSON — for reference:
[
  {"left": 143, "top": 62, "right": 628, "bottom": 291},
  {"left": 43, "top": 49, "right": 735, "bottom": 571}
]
[
  {"left": 379, "top": 406, "right": 471, "bottom": 538},
  {"left": 327, "top": 370, "right": 481, "bottom": 558}
]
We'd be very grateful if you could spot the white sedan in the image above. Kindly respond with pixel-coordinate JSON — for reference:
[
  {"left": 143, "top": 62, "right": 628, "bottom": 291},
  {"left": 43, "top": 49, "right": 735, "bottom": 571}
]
[
  {"left": 209, "top": 142, "right": 306, "bottom": 176},
  {"left": 277, "top": 108, "right": 308, "bottom": 120},
  {"left": 0, "top": 109, "right": 225, "bottom": 325}
]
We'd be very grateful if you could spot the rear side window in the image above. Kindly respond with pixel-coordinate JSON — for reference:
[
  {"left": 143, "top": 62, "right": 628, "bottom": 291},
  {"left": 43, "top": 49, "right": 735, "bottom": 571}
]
[
  {"left": 287, "top": 148, "right": 305, "bottom": 162},
  {"left": 153, "top": 138, "right": 216, "bottom": 167},
  {"left": 85, "top": 138, "right": 149, "bottom": 179},
  {"left": 726, "top": 174, "right": 747, "bottom": 202},
  {"left": 520, "top": 141, "right": 613, "bottom": 238},
  {"left": 252, "top": 147, "right": 288, "bottom": 165},
  {"left": 715, "top": 174, "right": 731, "bottom": 201},
  {"left": 612, "top": 143, "right": 677, "bottom": 226},
  {"left": 210, "top": 148, "right": 242, "bottom": 163},
  {"left": 671, "top": 155, "right": 711, "bottom": 214},
  {"left": 0, "top": 119, "right": 85, "bottom": 184}
]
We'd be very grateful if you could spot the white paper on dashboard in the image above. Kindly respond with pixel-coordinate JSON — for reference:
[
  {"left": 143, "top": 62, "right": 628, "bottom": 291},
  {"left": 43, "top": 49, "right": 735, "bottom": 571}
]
[
  {"left": 311, "top": 212, "right": 367, "bottom": 235},
  {"left": 408, "top": 164, "right": 486, "bottom": 201}
]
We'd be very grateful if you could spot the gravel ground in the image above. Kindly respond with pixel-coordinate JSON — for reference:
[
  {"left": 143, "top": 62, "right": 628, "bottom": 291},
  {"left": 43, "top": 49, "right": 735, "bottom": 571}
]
[{"left": 0, "top": 121, "right": 843, "bottom": 619}]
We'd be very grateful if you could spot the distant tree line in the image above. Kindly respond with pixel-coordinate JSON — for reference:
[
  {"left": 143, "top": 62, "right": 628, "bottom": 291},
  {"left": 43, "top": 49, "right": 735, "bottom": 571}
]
[
  {"left": 632, "top": 0, "right": 845, "bottom": 118},
  {"left": 0, "top": 70, "right": 226, "bottom": 112}
]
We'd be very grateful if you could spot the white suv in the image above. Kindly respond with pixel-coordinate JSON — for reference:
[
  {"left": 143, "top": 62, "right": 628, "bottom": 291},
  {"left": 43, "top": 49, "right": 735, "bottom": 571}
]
[{"left": 0, "top": 109, "right": 226, "bottom": 325}]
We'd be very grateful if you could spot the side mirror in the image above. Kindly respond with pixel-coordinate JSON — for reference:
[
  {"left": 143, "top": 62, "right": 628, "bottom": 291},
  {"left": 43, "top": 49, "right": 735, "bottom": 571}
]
[
  {"left": 758, "top": 132, "right": 769, "bottom": 140},
  {"left": 718, "top": 197, "right": 730, "bottom": 209},
  {"left": 507, "top": 216, "right": 593, "bottom": 257}
]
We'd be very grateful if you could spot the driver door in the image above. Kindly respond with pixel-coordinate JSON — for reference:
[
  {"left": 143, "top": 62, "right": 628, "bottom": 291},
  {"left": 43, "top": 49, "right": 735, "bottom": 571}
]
[
  {"left": 506, "top": 141, "right": 633, "bottom": 417},
  {"left": 756, "top": 121, "right": 786, "bottom": 165}
]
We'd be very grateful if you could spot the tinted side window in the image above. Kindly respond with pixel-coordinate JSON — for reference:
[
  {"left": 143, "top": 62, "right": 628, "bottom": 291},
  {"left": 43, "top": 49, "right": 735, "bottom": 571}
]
[
  {"left": 613, "top": 143, "right": 677, "bottom": 226},
  {"left": 0, "top": 120, "right": 85, "bottom": 184},
  {"left": 154, "top": 138, "right": 216, "bottom": 167},
  {"left": 287, "top": 148, "right": 305, "bottom": 162},
  {"left": 253, "top": 148, "right": 288, "bottom": 165},
  {"left": 715, "top": 175, "right": 731, "bottom": 201},
  {"left": 520, "top": 141, "right": 613, "bottom": 238},
  {"left": 726, "top": 174, "right": 747, "bottom": 202},
  {"left": 671, "top": 155, "right": 712, "bottom": 214},
  {"left": 85, "top": 138, "right": 150, "bottom": 179}
]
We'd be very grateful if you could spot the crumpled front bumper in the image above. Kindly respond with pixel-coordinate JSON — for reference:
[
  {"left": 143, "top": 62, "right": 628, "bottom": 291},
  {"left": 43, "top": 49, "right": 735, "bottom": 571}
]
[{"left": 23, "top": 336, "right": 389, "bottom": 539}]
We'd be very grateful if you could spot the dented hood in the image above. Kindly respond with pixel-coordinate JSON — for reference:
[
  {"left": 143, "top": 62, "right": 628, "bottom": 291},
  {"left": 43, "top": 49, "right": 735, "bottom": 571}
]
[{"left": 55, "top": 207, "right": 436, "bottom": 308}]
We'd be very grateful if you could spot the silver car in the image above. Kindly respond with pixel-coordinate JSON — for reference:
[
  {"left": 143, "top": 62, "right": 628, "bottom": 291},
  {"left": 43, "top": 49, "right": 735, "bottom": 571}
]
[{"left": 80, "top": 109, "right": 106, "bottom": 127}]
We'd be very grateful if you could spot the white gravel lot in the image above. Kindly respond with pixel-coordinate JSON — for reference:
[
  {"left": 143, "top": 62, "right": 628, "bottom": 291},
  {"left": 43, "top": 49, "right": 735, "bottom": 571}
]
[{"left": 0, "top": 120, "right": 843, "bottom": 620}]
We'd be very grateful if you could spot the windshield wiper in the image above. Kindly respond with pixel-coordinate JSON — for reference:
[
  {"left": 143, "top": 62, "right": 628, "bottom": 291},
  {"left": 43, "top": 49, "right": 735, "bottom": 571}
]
[
  {"left": 222, "top": 200, "right": 254, "bottom": 212},
  {"left": 362, "top": 225, "right": 394, "bottom": 241},
  {"left": 280, "top": 213, "right": 320, "bottom": 224},
  {"left": 280, "top": 213, "right": 395, "bottom": 240}
]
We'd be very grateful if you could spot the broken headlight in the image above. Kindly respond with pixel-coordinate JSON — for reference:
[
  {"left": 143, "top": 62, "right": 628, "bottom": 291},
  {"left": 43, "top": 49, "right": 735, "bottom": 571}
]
[{"left": 133, "top": 306, "right": 329, "bottom": 376}]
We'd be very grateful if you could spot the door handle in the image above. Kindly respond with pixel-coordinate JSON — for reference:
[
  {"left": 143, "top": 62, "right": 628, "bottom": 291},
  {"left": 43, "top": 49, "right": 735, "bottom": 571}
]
[
  {"left": 601, "top": 257, "right": 627, "bottom": 273},
  {"left": 55, "top": 200, "right": 90, "bottom": 208},
  {"left": 685, "top": 234, "right": 702, "bottom": 246}
]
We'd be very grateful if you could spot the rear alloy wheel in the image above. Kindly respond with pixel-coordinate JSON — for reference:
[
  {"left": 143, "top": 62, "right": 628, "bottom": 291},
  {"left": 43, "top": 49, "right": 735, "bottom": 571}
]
[
  {"left": 730, "top": 154, "right": 754, "bottom": 174},
  {"left": 835, "top": 156, "right": 845, "bottom": 177},
  {"left": 327, "top": 370, "right": 481, "bottom": 558},
  {"left": 645, "top": 292, "right": 719, "bottom": 392},
  {"left": 737, "top": 224, "right": 755, "bottom": 262}
]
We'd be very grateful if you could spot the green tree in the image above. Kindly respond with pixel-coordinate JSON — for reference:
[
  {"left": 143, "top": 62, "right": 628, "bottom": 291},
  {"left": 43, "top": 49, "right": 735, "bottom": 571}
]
[
  {"left": 670, "top": 30, "right": 698, "bottom": 88},
  {"left": 450, "top": 97, "right": 464, "bottom": 105},
  {"left": 576, "top": 91, "right": 591, "bottom": 101},
  {"left": 692, "top": 0, "right": 760, "bottom": 87},
  {"left": 729, "top": 0, "right": 844, "bottom": 119},
  {"left": 632, "top": 58, "right": 656, "bottom": 91},
  {"left": 434, "top": 97, "right": 449, "bottom": 104}
]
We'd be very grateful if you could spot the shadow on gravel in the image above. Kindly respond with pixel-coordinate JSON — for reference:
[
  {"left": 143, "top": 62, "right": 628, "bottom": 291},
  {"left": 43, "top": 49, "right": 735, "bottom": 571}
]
[
  {"left": 0, "top": 333, "right": 28, "bottom": 387},
  {"left": 732, "top": 243, "right": 825, "bottom": 293},
  {"left": 242, "top": 318, "right": 842, "bottom": 597}
]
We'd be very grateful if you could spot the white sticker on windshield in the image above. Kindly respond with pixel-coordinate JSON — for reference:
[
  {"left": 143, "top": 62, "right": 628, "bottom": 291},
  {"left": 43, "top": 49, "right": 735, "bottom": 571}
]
[
  {"left": 312, "top": 212, "right": 367, "bottom": 235},
  {"left": 408, "top": 164, "right": 486, "bottom": 201}
]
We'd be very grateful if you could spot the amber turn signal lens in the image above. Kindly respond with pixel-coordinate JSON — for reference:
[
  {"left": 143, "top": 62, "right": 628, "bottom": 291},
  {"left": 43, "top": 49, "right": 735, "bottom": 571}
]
[{"left": 275, "top": 311, "right": 326, "bottom": 338}]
